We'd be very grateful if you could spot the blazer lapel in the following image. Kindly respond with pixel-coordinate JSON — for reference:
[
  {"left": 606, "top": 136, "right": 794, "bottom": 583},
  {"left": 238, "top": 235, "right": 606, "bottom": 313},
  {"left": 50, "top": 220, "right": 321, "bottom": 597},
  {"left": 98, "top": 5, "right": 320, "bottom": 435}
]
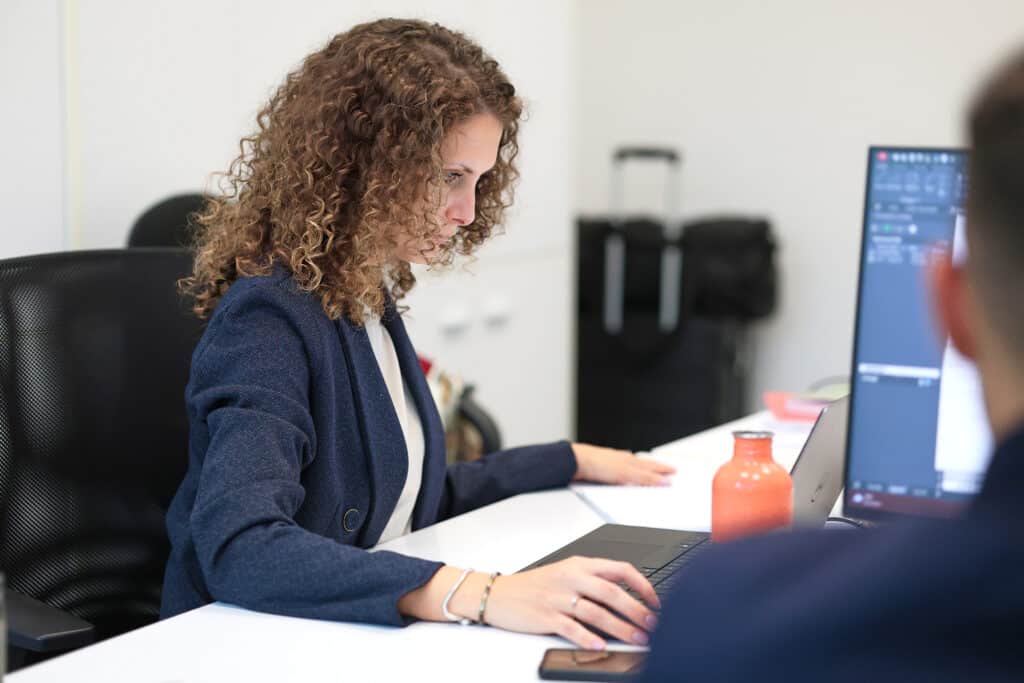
[
  {"left": 381, "top": 303, "right": 447, "bottom": 530},
  {"left": 334, "top": 315, "right": 408, "bottom": 545}
]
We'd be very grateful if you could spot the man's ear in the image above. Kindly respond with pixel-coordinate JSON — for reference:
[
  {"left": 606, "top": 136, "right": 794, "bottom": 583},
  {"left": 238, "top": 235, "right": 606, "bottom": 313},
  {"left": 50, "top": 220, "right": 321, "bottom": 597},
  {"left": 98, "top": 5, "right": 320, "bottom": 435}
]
[{"left": 928, "top": 252, "right": 977, "bottom": 360}]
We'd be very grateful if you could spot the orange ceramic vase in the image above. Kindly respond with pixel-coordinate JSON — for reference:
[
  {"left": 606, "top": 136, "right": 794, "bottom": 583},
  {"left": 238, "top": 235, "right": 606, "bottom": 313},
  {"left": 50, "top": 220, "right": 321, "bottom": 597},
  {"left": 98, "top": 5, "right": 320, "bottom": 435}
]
[{"left": 711, "top": 430, "right": 793, "bottom": 543}]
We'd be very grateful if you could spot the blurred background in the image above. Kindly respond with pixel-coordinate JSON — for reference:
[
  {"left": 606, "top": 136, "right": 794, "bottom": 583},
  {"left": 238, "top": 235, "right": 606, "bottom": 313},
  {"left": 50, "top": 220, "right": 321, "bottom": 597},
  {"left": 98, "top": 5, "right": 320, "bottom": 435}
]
[{"left": 3, "top": 0, "right": 1024, "bottom": 450}]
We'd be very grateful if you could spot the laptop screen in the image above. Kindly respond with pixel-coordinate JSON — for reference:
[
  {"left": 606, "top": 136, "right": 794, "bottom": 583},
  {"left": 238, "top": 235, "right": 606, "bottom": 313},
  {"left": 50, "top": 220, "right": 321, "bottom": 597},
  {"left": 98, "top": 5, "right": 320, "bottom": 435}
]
[{"left": 843, "top": 147, "right": 993, "bottom": 521}]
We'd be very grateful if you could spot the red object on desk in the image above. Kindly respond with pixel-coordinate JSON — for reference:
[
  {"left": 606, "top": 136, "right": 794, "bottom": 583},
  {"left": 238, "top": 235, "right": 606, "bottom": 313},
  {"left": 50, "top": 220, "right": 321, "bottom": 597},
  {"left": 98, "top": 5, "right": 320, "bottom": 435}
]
[
  {"left": 711, "top": 430, "right": 793, "bottom": 543},
  {"left": 763, "top": 391, "right": 827, "bottom": 422}
]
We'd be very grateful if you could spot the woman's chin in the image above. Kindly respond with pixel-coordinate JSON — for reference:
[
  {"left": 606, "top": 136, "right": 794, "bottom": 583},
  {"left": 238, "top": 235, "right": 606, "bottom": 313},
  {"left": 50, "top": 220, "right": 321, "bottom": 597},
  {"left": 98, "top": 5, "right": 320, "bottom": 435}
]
[
  {"left": 396, "top": 250, "right": 435, "bottom": 266},
  {"left": 393, "top": 244, "right": 425, "bottom": 264},
  {"left": 414, "top": 245, "right": 449, "bottom": 264}
]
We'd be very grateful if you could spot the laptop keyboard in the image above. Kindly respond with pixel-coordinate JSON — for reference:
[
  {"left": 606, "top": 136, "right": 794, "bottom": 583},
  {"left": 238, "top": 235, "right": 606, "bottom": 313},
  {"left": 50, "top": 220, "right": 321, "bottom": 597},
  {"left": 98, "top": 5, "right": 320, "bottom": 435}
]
[{"left": 621, "top": 538, "right": 710, "bottom": 601}]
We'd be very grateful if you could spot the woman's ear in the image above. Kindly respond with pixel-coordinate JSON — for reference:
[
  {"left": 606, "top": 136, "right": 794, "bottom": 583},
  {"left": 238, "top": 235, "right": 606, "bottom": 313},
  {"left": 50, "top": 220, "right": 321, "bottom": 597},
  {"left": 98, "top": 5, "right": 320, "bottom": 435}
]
[{"left": 928, "top": 252, "right": 977, "bottom": 360}]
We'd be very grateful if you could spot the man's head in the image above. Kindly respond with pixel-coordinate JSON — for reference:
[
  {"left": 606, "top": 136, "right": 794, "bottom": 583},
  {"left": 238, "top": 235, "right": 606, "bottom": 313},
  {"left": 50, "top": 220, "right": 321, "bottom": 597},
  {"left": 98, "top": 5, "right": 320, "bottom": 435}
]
[{"left": 932, "top": 50, "right": 1024, "bottom": 440}]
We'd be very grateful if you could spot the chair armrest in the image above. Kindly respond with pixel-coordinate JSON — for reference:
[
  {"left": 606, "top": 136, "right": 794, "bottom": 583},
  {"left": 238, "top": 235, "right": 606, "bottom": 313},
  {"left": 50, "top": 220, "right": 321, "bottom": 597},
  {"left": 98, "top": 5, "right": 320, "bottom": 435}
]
[{"left": 6, "top": 588, "right": 96, "bottom": 653}]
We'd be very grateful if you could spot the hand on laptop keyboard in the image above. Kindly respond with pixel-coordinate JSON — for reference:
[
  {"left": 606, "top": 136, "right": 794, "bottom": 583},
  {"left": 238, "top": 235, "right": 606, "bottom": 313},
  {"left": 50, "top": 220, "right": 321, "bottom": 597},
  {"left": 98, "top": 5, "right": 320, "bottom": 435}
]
[
  {"left": 485, "top": 556, "right": 660, "bottom": 650},
  {"left": 613, "top": 540, "right": 709, "bottom": 630}
]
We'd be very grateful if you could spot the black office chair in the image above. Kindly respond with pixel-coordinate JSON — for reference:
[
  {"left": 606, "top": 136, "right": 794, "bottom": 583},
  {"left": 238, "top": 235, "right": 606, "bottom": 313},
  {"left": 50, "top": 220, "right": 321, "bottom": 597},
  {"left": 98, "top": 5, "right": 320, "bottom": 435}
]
[
  {"left": 456, "top": 387, "right": 502, "bottom": 457},
  {"left": 419, "top": 358, "right": 502, "bottom": 463},
  {"left": 126, "top": 193, "right": 209, "bottom": 248},
  {"left": 0, "top": 249, "right": 202, "bottom": 671}
]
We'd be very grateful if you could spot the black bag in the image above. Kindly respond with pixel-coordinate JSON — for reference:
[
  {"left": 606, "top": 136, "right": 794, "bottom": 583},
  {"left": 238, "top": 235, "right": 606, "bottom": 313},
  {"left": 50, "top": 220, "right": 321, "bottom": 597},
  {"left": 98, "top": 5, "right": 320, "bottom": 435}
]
[{"left": 681, "top": 217, "right": 777, "bottom": 320}]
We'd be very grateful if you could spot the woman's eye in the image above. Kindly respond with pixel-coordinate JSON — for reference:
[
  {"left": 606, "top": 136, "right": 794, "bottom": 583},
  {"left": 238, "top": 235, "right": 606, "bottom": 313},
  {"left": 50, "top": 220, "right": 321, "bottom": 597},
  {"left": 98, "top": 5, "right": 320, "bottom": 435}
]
[{"left": 444, "top": 171, "right": 462, "bottom": 185}]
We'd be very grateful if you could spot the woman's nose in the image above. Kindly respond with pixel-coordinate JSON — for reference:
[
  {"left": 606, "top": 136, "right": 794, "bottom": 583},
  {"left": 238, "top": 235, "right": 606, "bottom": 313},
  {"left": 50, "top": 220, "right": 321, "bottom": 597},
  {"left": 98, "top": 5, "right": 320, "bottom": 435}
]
[{"left": 445, "top": 191, "right": 475, "bottom": 227}]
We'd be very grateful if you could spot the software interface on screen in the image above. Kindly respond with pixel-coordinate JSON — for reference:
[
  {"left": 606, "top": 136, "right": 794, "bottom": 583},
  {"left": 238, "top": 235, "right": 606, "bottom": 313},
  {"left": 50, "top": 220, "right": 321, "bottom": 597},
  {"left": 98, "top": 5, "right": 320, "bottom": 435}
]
[{"left": 845, "top": 148, "right": 993, "bottom": 518}]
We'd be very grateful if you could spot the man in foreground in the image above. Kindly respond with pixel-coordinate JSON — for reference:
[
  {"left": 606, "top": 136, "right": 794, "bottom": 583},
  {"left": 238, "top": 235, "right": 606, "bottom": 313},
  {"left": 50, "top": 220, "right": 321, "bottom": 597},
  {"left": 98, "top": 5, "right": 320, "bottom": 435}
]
[{"left": 641, "top": 50, "right": 1024, "bottom": 682}]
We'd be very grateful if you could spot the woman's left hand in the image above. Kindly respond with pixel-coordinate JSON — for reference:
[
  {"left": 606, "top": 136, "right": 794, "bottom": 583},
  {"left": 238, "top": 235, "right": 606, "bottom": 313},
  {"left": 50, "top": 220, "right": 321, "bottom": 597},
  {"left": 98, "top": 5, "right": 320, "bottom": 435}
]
[{"left": 570, "top": 443, "right": 676, "bottom": 486}]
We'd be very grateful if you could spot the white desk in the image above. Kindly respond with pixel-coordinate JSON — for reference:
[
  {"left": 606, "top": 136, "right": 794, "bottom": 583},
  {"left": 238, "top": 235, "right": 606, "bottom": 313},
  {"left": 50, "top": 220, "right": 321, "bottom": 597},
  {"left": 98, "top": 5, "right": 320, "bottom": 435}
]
[{"left": 9, "top": 413, "right": 816, "bottom": 683}]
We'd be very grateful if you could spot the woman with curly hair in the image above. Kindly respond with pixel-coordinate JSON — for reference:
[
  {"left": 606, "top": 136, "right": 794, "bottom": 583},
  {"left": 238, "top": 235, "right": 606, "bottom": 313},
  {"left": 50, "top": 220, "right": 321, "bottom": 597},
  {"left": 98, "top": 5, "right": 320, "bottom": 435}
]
[{"left": 161, "top": 18, "right": 674, "bottom": 650}]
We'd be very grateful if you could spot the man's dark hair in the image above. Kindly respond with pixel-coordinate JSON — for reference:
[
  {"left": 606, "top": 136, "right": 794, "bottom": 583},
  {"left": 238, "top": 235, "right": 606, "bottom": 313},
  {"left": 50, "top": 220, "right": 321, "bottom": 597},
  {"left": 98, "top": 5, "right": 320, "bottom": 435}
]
[{"left": 968, "top": 49, "right": 1024, "bottom": 353}]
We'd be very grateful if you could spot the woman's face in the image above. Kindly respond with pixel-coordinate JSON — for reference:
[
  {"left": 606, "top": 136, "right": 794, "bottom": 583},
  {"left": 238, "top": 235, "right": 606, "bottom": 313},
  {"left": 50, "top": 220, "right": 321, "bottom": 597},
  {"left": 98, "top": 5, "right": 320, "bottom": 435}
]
[{"left": 394, "top": 112, "right": 503, "bottom": 264}]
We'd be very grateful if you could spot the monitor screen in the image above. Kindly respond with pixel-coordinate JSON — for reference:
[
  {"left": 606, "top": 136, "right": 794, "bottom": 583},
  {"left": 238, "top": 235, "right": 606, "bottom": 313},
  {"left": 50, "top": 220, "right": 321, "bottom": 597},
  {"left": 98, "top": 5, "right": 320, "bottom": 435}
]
[{"left": 843, "top": 147, "right": 993, "bottom": 521}]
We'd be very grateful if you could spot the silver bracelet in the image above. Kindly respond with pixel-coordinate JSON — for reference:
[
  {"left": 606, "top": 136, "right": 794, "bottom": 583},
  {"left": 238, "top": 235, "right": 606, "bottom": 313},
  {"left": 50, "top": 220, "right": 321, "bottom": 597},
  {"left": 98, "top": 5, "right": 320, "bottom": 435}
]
[
  {"left": 441, "top": 568, "right": 475, "bottom": 625},
  {"left": 477, "top": 572, "right": 500, "bottom": 625}
]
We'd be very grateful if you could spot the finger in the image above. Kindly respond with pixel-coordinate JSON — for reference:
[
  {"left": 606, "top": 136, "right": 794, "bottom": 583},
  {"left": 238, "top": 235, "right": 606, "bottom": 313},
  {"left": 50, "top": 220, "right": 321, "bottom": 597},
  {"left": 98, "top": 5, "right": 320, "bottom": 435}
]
[
  {"left": 587, "top": 559, "right": 661, "bottom": 609},
  {"left": 574, "top": 597, "right": 650, "bottom": 646},
  {"left": 579, "top": 575, "right": 658, "bottom": 634},
  {"left": 626, "top": 467, "right": 672, "bottom": 486},
  {"left": 630, "top": 458, "right": 676, "bottom": 475},
  {"left": 554, "top": 615, "right": 607, "bottom": 651},
  {"left": 644, "top": 459, "right": 677, "bottom": 474},
  {"left": 614, "top": 462, "right": 671, "bottom": 486}
]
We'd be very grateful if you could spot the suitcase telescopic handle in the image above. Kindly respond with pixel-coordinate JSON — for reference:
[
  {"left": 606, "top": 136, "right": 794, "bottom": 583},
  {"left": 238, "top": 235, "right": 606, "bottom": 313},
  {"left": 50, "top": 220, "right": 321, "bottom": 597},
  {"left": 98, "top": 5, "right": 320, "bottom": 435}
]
[
  {"left": 609, "top": 146, "right": 682, "bottom": 231},
  {"left": 604, "top": 146, "right": 684, "bottom": 336},
  {"left": 613, "top": 147, "right": 681, "bottom": 164}
]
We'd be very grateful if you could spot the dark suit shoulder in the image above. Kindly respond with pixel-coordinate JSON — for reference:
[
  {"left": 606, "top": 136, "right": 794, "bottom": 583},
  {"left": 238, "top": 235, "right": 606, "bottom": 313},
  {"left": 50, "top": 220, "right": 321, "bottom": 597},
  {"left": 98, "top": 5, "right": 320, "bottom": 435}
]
[
  {"left": 215, "top": 268, "right": 324, "bottom": 323},
  {"left": 642, "top": 519, "right": 1024, "bottom": 682},
  {"left": 197, "top": 269, "right": 336, "bottom": 375}
]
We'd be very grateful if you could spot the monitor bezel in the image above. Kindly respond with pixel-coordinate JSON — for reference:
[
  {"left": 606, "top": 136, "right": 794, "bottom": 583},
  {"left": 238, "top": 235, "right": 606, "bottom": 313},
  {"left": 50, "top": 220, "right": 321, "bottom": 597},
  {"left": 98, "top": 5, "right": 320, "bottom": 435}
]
[{"left": 842, "top": 145, "right": 970, "bottom": 523}]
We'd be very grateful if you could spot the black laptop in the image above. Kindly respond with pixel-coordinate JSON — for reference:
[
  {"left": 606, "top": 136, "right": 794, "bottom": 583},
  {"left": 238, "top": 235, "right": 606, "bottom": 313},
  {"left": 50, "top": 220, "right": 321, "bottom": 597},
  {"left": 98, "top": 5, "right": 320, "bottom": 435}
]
[{"left": 521, "top": 396, "right": 848, "bottom": 600}]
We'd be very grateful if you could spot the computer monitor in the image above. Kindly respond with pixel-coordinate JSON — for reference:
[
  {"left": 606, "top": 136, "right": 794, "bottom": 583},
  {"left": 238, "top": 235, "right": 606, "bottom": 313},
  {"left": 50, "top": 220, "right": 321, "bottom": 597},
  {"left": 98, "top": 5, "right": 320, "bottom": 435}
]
[{"left": 843, "top": 146, "right": 993, "bottom": 522}]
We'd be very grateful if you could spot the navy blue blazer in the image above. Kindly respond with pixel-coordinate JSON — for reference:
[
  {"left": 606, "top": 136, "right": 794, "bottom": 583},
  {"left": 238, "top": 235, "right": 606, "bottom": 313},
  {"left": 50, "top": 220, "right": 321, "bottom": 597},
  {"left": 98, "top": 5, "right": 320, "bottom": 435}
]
[
  {"left": 160, "top": 269, "right": 577, "bottom": 625},
  {"left": 640, "top": 426, "right": 1024, "bottom": 682}
]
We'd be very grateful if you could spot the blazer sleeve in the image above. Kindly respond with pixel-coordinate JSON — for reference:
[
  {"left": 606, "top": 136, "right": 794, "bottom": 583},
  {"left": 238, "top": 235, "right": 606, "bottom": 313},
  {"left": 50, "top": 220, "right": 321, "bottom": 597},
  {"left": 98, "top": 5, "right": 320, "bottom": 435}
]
[
  {"left": 187, "top": 283, "right": 442, "bottom": 626},
  {"left": 437, "top": 440, "right": 579, "bottom": 520}
]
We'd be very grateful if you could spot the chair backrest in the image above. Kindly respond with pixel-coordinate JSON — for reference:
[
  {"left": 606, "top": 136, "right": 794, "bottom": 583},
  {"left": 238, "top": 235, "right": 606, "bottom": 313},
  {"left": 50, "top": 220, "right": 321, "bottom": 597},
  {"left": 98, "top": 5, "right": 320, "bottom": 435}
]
[
  {"left": 0, "top": 249, "right": 202, "bottom": 640},
  {"left": 126, "top": 194, "right": 208, "bottom": 248},
  {"left": 455, "top": 388, "right": 502, "bottom": 460}
]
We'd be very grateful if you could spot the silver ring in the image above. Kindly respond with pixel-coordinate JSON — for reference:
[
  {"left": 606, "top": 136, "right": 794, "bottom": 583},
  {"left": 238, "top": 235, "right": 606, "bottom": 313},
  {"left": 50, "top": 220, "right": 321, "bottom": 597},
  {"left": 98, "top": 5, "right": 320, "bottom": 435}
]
[{"left": 570, "top": 595, "right": 579, "bottom": 611}]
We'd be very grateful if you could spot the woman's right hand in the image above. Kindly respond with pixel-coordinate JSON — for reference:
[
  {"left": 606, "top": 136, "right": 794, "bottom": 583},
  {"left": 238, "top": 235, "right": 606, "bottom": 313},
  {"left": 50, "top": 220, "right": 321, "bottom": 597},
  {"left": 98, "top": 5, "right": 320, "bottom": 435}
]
[{"left": 483, "top": 556, "right": 660, "bottom": 650}]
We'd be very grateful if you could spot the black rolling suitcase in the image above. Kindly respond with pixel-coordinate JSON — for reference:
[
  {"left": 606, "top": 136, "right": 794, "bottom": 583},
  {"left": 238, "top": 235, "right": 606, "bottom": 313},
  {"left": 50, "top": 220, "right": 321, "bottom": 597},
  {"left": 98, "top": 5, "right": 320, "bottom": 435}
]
[{"left": 575, "top": 147, "right": 748, "bottom": 451}]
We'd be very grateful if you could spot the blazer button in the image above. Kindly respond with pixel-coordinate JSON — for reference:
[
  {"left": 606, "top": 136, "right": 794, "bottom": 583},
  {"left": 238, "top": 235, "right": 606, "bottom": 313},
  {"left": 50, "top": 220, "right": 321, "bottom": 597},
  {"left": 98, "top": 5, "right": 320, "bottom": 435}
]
[{"left": 342, "top": 507, "right": 361, "bottom": 533}]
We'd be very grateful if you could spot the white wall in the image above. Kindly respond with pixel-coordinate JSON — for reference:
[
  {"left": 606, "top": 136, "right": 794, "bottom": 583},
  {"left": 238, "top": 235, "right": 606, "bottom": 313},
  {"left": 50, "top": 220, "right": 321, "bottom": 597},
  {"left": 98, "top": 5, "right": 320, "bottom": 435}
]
[
  {"left": 10, "top": 1, "right": 1024, "bottom": 448},
  {"left": 0, "top": 0, "right": 66, "bottom": 259},
  {"left": 67, "top": 0, "right": 573, "bottom": 447},
  {"left": 573, "top": 0, "right": 1024, "bottom": 406}
]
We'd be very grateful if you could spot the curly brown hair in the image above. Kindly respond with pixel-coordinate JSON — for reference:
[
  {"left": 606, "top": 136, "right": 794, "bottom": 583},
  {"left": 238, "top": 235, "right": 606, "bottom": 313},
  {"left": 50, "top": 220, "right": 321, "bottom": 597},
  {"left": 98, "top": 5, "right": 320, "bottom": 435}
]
[{"left": 180, "top": 18, "right": 523, "bottom": 324}]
